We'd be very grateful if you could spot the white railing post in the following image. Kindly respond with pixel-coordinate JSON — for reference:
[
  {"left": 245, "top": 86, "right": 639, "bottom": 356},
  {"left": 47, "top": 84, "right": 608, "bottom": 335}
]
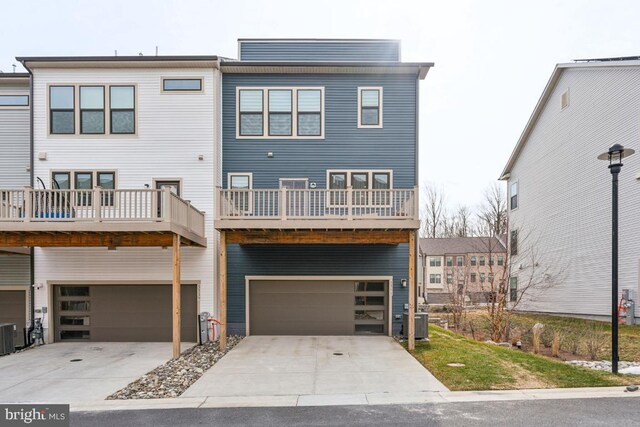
[
  {"left": 163, "top": 187, "right": 172, "bottom": 223},
  {"left": 23, "top": 187, "right": 32, "bottom": 222},
  {"left": 347, "top": 186, "right": 353, "bottom": 220},
  {"left": 93, "top": 186, "right": 102, "bottom": 222},
  {"left": 281, "top": 187, "right": 287, "bottom": 220},
  {"left": 215, "top": 187, "right": 221, "bottom": 220},
  {"left": 414, "top": 185, "right": 420, "bottom": 220},
  {"left": 186, "top": 200, "right": 192, "bottom": 232}
]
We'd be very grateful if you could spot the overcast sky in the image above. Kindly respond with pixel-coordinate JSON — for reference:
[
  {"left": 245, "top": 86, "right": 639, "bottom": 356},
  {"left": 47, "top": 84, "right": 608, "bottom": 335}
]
[{"left": 2, "top": 0, "right": 639, "bottom": 210}]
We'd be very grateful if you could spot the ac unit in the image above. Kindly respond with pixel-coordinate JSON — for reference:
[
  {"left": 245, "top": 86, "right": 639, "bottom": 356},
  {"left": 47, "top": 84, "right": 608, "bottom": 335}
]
[{"left": 0, "top": 323, "right": 16, "bottom": 356}]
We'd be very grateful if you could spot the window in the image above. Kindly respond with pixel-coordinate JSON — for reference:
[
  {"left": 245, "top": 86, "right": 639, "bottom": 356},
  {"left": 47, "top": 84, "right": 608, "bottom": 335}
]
[
  {"left": 52, "top": 172, "right": 70, "bottom": 190},
  {"left": 297, "top": 89, "right": 322, "bottom": 136},
  {"left": 488, "top": 273, "right": 494, "bottom": 283},
  {"left": 228, "top": 173, "right": 252, "bottom": 212},
  {"left": 75, "top": 172, "right": 93, "bottom": 205},
  {"left": 236, "top": 87, "right": 324, "bottom": 138},
  {"left": 327, "top": 170, "right": 393, "bottom": 206},
  {"left": 429, "top": 274, "right": 441, "bottom": 284},
  {"left": 0, "top": 95, "right": 29, "bottom": 107},
  {"left": 51, "top": 171, "right": 116, "bottom": 204},
  {"left": 470, "top": 273, "right": 476, "bottom": 283},
  {"left": 429, "top": 257, "right": 441, "bottom": 267},
  {"left": 470, "top": 256, "right": 477, "bottom": 266},
  {"left": 456, "top": 256, "right": 464, "bottom": 267},
  {"left": 479, "top": 256, "right": 485, "bottom": 266},
  {"left": 489, "top": 256, "right": 495, "bottom": 266},
  {"left": 98, "top": 172, "right": 115, "bottom": 206},
  {"left": 358, "top": 87, "right": 382, "bottom": 128},
  {"left": 498, "top": 256, "right": 504, "bottom": 266},
  {"left": 446, "top": 257, "right": 453, "bottom": 267},
  {"left": 351, "top": 172, "right": 369, "bottom": 205},
  {"left": 510, "top": 230, "right": 518, "bottom": 256},
  {"left": 80, "top": 86, "right": 105, "bottom": 134},
  {"left": 162, "top": 78, "right": 202, "bottom": 92},
  {"left": 110, "top": 86, "right": 135, "bottom": 134},
  {"left": 446, "top": 273, "right": 453, "bottom": 284},
  {"left": 510, "top": 181, "right": 518, "bottom": 210},
  {"left": 239, "top": 89, "right": 263, "bottom": 136},
  {"left": 480, "top": 273, "right": 486, "bottom": 283},
  {"left": 268, "top": 90, "right": 292, "bottom": 136},
  {"left": 509, "top": 277, "right": 518, "bottom": 301},
  {"left": 50, "top": 86, "right": 75, "bottom": 134}
]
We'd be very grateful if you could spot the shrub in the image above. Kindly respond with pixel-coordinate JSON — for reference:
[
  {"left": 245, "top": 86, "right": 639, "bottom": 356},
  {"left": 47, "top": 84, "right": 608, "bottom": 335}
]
[{"left": 584, "top": 324, "right": 608, "bottom": 360}]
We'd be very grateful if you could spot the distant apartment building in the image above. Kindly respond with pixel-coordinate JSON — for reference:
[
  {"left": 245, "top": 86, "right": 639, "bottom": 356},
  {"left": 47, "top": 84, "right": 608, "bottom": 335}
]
[
  {"left": 501, "top": 57, "right": 640, "bottom": 321},
  {"left": 419, "top": 237, "right": 507, "bottom": 305}
]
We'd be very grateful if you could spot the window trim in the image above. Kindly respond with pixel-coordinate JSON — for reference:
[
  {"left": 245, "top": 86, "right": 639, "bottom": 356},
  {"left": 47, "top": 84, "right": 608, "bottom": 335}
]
[
  {"left": 235, "top": 86, "right": 325, "bottom": 139},
  {"left": 268, "top": 89, "right": 293, "bottom": 137},
  {"left": 326, "top": 169, "right": 394, "bottom": 207},
  {"left": 51, "top": 170, "right": 117, "bottom": 191},
  {"left": 357, "top": 86, "right": 383, "bottom": 129},
  {"left": 109, "top": 85, "right": 136, "bottom": 135},
  {"left": 0, "top": 93, "right": 29, "bottom": 109},
  {"left": 161, "top": 77, "right": 204, "bottom": 93},
  {"left": 49, "top": 86, "right": 75, "bottom": 135},
  {"left": 296, "top": 88, "right": 322, "bottom": 137},
  {"left": 79, "top": 86, "right": 105, "bottom": 135},
  {"left": 227, "top": 172, "right": 253, "bottom": 214},
  {"left": 510, "top": 180, "right": 519, "bottom": 211},
  {"left": 278, "top": 178, "right": 309, "bottom": 189}
]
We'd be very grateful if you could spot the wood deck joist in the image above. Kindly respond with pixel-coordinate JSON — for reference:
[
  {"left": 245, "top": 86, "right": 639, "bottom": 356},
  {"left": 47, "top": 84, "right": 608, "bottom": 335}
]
[
  {"left": 225, "top": 229, "right": 412, "bottom": 245},
  {"left": 0, "top": 231, "right": 197, "bottom": 248}
]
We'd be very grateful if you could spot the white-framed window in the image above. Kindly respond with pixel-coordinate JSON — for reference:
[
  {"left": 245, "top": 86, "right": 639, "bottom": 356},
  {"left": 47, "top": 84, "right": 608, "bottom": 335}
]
[
  {"left": 51, "top": 170, "right": 116, "bottom": 206},
  {"left": 326, "top": 170, "right": 393, "bottom": 206},
  {"left": 470, "top": 256, "right": 477, "bottom": 266},
  {"left": 456, "top": 256, "right": 464, "bottom": 266},
  {"left": 228, "top": 172, "right": 253, "bottom": 212},
  {"left": 162, "top": 78, "right": 203, "bottom": 92},
  {"left": 0, "top": 94, "right": 29, "bottom": 109},
  {"left": 429, "top": 274, "right": 441, "bottom": 284},
  {"left": 510, "top": 181, "right": 518, "bottom": 210},
  {"left": 236, "top": 87, "right": 325, "bottom": 139},
  {"left": 470, "top": 273, "right": 476, "bottom": 283},
  {"left": 446, "top": 273, "right": 453, "bottom": 284},
  {"left": 429, "top": 257, "right": 441, "bottom": 267},
  {"left": 509, "top": 277, "right": 518, "bottom": 302},
  {"left": 358, "top": 86, "right": 383, "bottom": 128}
]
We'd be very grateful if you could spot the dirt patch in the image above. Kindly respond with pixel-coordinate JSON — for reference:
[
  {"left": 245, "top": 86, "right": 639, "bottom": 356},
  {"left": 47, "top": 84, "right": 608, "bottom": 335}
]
[{"left": 500, "top": 361, "right": 551, "bottom": 389}]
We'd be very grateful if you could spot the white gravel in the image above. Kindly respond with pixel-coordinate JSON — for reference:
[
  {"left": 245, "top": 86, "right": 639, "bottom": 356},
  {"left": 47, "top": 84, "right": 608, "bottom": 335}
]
[
  {"left": 107, "top": 336, "right": 242, "bottom": 399},
  {"left": 565, "top": 360, "right": 640, "bottom": 374}
]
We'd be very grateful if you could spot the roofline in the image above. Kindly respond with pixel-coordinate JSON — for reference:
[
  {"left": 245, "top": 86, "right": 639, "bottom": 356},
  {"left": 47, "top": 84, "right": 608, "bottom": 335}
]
[
  {"left": 500, "top": 59, "right": 640, "bottom": 179},
  {"left": 237, "top": 38, "right": 401, "bottom": 42},
  {"left": 0, "top": 72, "right": 30, "bottom": 79},
  {"left": 16, "top": 55, "right": 219, "bottom": 62}
]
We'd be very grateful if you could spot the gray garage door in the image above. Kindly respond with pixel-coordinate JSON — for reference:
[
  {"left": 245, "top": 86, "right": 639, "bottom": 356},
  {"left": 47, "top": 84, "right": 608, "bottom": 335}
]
[
  {"left": 249, "top": 280, "right": 388, "bottom": 336},
  {"left": 53, "top": 285, "right": 197, "bottom": 342},
  {"left": 0, "top": 290, "right": 26, "bottom": 347}
]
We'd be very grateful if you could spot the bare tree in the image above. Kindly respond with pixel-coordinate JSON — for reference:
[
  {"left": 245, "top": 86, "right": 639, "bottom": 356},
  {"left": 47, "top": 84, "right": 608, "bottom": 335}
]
[
  {"left": 421, "top": 184, "right": 445, "bottom": 238},
  {"left": 477, "top": 183, "right": 507, "bottom": 237},
  {"left": 443, "top": 257, "right": 470, "bottom": 330},
  {"left": 440, "top": 205, "right": 475, "bottom": 238}
]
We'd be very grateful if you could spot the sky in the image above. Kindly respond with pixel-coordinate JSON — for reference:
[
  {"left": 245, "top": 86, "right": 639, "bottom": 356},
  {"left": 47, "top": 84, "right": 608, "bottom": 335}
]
[{"left": 2, "top": 0, "right": 639, "bottom": 210}]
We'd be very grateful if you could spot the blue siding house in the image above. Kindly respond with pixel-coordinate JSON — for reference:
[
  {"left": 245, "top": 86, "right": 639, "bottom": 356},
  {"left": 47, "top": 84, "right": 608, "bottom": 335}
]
[{"left": 216, "top": 39, "right": 432, "bottom": 347}]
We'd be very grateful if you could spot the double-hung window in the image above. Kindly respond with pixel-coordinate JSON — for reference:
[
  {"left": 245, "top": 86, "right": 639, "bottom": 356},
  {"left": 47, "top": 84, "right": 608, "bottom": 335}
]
[
  {"left": 479, "top": 256, "right": 486, "bottom": 266},
  {"left": 470, "top": 256, "right": 477, "bottom": 266},
  {"left": 429, "top": 257, "right": 441, "bottom": 267},
  {"left": 446, "top": 257, "right": 453, "bottom": 267},
  {"left": 268, "top": 90, "right": 292, "bottom": 136},
  {"left": 510, "top": 181, "right": 518, "bottom": 210},
  {"left": 429, "top": 274, "right": 441, "bottom": 284},
  {"left": 228, "top": 173, "right": 252, "bottom": 213},
  {"left": 297, "top": 89, "right": 322, "bottom": 136},
  {"left": 110, "top": 86, "right": 135, "bottom": 134},
  {"left": 498, "top": 256, "right": 504, "bottom": 266},
  {"left": 358, "top": 87, "right": 382, "bottom": 128},
  {"left": 510, "top": 230, "right": 518, "bottom": 256},
  {"left": 50, "top": 86, "right": 75, "bottom": 134},
  {"left": 80, "top": 86, "right": 105, "bottom": 134},
  {"left": 239, "top": 90, "right": 264, "bottom": 136},
  {"left": 509, "top": 277, "right": 518, "bottom": 302},
  {"left": 456, "top": 256, "right": 464, "bottom": 267}
]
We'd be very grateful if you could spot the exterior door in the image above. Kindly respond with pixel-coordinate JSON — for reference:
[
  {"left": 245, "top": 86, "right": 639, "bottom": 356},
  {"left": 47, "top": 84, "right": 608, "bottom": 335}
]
[
  {"left": 0, "top": 290, "right": 27, "bottom": 347},
  {"left": 155, "top": 180, "right": 181, "bottom": 217},
  {"left": 280, "top": 178, "right": 308, "bottom": 217}
]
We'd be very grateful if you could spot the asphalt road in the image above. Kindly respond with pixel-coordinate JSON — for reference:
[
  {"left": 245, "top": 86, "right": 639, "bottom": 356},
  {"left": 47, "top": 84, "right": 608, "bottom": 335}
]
[{"left": 71, "top": 397, "right": 640, "bottom": 427}]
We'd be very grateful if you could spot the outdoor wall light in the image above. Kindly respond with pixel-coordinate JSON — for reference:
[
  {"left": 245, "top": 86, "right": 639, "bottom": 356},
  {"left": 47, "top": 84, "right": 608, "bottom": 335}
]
[
  {"left": 401, "top": 279, "right": 407, "bottom": 288},
  {"left": 267, "top": 152, "right": 274, "bottom": 158}
]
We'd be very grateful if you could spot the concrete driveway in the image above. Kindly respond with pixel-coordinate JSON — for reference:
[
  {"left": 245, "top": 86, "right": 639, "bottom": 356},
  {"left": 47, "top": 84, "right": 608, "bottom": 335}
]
[
  {"left": 0, "top": 342, "right": 193, "bottom": 403},
  {"left": 182, "top": 336, "right": 447, "bottom": 405}
]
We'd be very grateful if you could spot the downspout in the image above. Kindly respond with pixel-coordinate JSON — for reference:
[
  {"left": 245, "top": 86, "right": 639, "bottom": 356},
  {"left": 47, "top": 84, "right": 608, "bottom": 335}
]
[
  {"left": 23, "top": 61, "right": 35, "bottom": 345},
  {"left": 415, "top": 74, "right": 420, "bottom": 308}
]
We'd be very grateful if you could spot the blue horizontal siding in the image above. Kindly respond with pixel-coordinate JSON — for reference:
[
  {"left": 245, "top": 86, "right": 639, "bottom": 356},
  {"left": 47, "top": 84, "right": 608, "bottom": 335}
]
[
  {"left": 239, "top": 41, "right": 401, "bottom": 62},
  {"left": 222, "top": 73, "right": 417, "bottom": 188},
  {"left": 226, "top": 244, "right": 409, "bottom": 335}
]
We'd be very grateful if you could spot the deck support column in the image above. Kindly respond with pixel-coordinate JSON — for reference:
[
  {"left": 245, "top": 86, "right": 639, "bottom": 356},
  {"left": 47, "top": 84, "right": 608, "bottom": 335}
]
[
  {"left": 172, "top": 233, "right": 181, "bottom": 359},
  {"left": 408, "top": 231, "right": 416, "bottom": 350},
  {"left": 219, "top": 231, "right": 227, "bottom": 350}
]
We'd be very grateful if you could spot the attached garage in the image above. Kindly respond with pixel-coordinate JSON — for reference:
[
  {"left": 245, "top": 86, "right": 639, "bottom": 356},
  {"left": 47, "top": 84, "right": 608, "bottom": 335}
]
[
  {"left": 0, "top": 289, "right": 27, "bottom": 347},
  {"left": 53, "top": 284, "right": 198, "bottom": 342},
  {"left": 247, "top": 278, "right": 390, "bottom": 336}
]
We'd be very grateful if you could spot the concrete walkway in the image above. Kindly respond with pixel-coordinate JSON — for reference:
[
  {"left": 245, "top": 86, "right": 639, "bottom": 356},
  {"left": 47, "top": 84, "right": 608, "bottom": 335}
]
[
  {"left": 181, "top": 336, "right": 448, "bottom": 404},
  {"left": 0, "top": 342, "right": 193, "bottom": 403}
]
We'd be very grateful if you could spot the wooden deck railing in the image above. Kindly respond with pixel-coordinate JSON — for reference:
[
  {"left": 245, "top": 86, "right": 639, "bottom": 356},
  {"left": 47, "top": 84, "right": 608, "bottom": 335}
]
[
  {"left": 216, "top": 187, "right": 419, "bottom": 221},
  {"left": 0, "top": 187, "right": 206, "bottom": 237}
]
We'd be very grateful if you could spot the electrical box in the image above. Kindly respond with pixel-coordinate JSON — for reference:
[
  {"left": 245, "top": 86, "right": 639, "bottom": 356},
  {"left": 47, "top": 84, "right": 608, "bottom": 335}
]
[{"left": 198, "top": 312, "right": 210, "bottom": 344}]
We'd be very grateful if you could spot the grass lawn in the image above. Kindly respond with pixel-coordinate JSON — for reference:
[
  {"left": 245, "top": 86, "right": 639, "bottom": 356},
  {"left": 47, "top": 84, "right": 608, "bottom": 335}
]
[{"left": 404, "top": 325, "right": 637, "bottom": 391}]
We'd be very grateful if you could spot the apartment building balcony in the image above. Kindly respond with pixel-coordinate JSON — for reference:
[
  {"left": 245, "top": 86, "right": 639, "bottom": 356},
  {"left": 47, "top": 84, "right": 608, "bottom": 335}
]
[{"left": 0, "top": 187, "right": 207, "bottom": 248}]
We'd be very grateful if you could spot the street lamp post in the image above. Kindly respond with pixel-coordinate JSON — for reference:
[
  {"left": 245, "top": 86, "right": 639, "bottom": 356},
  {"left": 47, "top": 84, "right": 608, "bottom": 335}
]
[{"left": 597, "top": 144, "right": 635, "bottom": 374}]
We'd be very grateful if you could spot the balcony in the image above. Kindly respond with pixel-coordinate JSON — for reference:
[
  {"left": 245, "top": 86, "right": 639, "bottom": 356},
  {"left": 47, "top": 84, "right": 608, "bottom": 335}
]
[
  {"left": 215, "top": 187, "right": 419, "bottom": 231},
  {"left": 0, "top": 188, "right": 207, "bottom": 247}
]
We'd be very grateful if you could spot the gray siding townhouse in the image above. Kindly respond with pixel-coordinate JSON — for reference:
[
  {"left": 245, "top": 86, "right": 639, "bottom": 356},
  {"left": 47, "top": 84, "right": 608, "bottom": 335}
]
[
  {"left": 215, "top": 39, "right": 432, "bottom": 342},
  {"left": 0, "top": 73, "right": 31, "bottom": 347},
  {"left": 501, "top": 57, "right": 640, "bottom": 322}
]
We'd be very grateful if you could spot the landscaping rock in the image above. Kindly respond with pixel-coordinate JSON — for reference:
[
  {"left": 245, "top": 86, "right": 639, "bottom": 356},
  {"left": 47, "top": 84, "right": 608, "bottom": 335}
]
[
  {"left": 565, "top": 360, "right": 640, "bottom": 374},
  {"left": 107, "top": 335, "right": 242, "bottom": 400}
]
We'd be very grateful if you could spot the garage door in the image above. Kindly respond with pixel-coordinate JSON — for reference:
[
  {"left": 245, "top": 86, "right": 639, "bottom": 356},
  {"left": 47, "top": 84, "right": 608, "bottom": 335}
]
[
  {"left": 53, "top": 285, "right": 197, "bottom": 342},
  {"left": 0, "top": 290, "right": 27, "bottom": 347},
  {"left": 249, "top": 280, "right": 388, "bottom": 336}
]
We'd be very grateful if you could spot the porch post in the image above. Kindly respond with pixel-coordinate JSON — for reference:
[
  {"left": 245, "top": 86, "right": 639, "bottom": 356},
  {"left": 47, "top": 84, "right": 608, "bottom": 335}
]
[
  {"left": 172, "top": 233, "right": 181, "bottom": 359},
  {"left": 219, "top": 230, "right": 227, "bottom": 350},
  {"left": 408, "top": 231, "right": 416, "bottom": 350}
]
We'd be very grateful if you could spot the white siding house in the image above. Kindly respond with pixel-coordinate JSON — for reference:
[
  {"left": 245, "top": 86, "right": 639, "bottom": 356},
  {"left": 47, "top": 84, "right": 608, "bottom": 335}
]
[
  {"left": 501, "top": 58, "right": 640, "bottom": 321},
  {"left": 22, "top": 57, "right": 221, "bottom": 342}
]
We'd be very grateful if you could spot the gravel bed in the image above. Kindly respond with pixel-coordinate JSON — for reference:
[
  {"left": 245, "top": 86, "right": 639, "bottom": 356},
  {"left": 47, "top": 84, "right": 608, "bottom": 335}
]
[
  {"left": 566, "top": 360, "right": 640, "bottom": 373},
  {"left": 107, "top": 335, "right": 242, "bottom": 399}
]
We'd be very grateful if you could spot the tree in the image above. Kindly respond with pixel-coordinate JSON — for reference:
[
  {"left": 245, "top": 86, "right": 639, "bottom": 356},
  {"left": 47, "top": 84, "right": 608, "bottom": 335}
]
[
  {"left": 420, "top": 184, "right": 445, "bottom": 238},
  {"left": 477, "top": 183, "right": 507, "bottom": 237},
  {"left": 443, "top": 256, "right": 470, "bottom": 330}
]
